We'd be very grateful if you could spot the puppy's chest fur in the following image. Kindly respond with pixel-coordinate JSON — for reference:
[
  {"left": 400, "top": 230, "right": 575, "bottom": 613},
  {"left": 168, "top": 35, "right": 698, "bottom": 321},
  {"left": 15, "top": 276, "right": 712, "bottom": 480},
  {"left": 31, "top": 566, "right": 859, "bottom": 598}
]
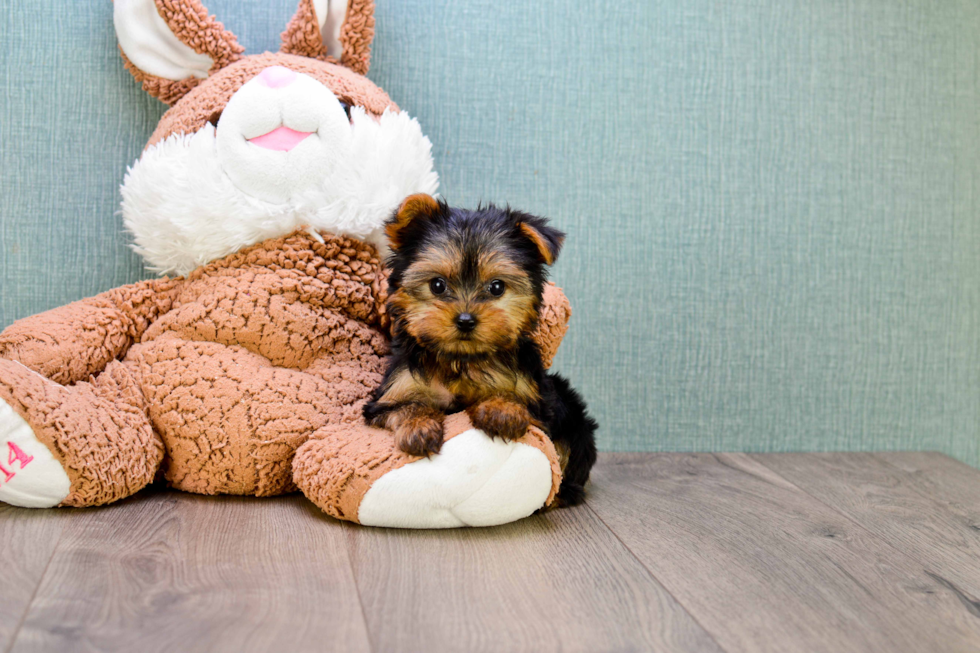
[{"left": 387, "top": 354, "right": 539, "bottom": 412}]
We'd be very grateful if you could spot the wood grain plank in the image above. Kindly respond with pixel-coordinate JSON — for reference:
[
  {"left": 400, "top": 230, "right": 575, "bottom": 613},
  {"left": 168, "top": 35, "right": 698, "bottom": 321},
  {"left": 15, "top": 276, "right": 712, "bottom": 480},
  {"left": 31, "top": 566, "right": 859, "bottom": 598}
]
[
  {"left": 9, "top": 491, "right": 370, "bottom": 653},
  {"left": 753, "top": 452, "right": 980, "bottom": 599},
  {"left": 588, "top": 452, "right": 980, "bottom": 653},
  {"left": 345, "top": 502, "right": 724, "bottom": 653},
  {"left": 0, "top": 505, "right": 68, "bottom": 652},
  {"left": 876, "top": 452, "right": 980, "bottom": 504}
]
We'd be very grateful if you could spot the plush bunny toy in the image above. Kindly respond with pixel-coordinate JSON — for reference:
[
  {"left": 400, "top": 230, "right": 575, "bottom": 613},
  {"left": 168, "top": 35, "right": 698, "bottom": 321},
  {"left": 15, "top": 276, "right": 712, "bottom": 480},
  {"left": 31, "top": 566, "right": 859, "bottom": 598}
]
[{"left": 0, "top": 0, "right": 572, "bottom": 528}]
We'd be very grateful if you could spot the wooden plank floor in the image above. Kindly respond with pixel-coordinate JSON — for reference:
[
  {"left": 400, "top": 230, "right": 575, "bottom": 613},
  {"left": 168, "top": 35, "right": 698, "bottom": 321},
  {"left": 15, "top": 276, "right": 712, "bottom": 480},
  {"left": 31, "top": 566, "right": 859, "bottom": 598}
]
[{"left": 3, "top": 453, "right": 980, "bottom": 653}]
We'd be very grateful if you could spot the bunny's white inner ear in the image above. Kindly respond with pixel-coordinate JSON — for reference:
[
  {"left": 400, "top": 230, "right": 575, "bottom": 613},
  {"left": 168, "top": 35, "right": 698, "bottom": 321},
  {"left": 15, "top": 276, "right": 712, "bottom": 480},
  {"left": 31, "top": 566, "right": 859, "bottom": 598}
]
[
  {"left": 312, "top": 0, "right": 348, "bottom": 59},
  {"left": 114, "top": 0, "right": 214, "bottom": 81}
]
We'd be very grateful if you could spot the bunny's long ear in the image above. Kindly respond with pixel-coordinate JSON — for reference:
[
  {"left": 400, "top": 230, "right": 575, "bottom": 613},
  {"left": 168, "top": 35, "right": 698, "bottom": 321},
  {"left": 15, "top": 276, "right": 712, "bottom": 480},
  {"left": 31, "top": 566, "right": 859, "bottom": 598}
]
[
  {"left": 280, "top": 0, "right": 375, "bottom": 75},
  {"left": 113, "top": 0, "right": 244, "bottom": 105}
]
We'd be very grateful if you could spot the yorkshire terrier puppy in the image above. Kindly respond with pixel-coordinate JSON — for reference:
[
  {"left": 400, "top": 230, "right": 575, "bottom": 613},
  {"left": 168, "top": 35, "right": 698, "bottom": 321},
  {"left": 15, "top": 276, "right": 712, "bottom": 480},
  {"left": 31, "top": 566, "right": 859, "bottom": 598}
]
[{"left": 364, "top": 194, "right": 598, "bottom": 506}]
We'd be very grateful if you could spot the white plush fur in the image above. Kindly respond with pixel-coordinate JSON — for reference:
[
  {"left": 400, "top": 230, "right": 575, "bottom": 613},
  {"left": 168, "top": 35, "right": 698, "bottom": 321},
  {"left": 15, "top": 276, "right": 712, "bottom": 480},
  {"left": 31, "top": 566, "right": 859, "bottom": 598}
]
[
  {"left": 357, "top": 429, "right": 555, "bottom": 528},
  {"left": 114, "top": 0, "right": 213, "bottom": 81},
  {"left": 0, "top": 395, "right": 71, "bottom": 509},
  {"left": 215, "top": 70, "right": 358, "bottom": 205},
  {"left": 313, "top": 0, "right": 348, "bottom": 59},
  {"left": 121, "top": 71, "right": 439, "bottom": 276}
]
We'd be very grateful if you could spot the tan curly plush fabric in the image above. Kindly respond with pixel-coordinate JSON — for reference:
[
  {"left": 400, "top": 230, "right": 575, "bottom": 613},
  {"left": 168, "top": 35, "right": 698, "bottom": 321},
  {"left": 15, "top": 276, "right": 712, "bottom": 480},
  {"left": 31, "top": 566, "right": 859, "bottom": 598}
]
[
  {"left": 280, "top": 0, "right": 376, "bottom": 74},
  {"left": 280, "top": 0, "right": 327, "bottom": 61},
  {"left": 536, "top": 283, "right": 571, "bottom": 369},
  {"left": 0, "top": 231, "right": 571, "bottom": 508},
  {"left": 336, "top": 0, "right": 376, "bottom": 74}
]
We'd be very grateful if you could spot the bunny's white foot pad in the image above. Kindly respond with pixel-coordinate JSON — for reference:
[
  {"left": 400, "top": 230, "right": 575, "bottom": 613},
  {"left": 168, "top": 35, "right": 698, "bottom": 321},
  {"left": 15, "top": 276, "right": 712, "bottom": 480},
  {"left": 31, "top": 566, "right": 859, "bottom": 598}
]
[
  {"left": 0, "top": 397, "right": 70, "bottom": 508},
  {"left": 357, "top": 428, "right": 554, "bottom": 528}
]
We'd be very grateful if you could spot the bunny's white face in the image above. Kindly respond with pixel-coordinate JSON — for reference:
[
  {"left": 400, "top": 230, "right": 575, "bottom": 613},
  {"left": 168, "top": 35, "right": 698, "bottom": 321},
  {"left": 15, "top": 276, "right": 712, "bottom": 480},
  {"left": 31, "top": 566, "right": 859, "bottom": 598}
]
[
  {"left": 113, "top": 0, "right": 439, "bottom": 277},
  {"left": 217, "top": 66, "right": 356, "bottom": 205},
  {"left": 121, "top": 70, "right": 438, "bottom": 277}
]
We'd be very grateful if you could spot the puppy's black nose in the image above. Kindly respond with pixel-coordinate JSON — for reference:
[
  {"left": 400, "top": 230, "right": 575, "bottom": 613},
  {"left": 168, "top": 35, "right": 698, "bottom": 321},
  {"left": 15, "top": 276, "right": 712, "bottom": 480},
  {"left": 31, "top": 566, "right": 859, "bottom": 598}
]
[{"left": 456, "top": 313, "right": 477, "bottom": 332}]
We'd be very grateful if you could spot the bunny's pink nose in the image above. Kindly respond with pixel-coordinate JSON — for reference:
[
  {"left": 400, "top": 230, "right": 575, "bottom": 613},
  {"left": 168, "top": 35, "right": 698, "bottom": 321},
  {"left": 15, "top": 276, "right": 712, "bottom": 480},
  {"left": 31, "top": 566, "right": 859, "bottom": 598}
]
[{"left": 256, "top": 66, "right": 297, "bottom": 89}]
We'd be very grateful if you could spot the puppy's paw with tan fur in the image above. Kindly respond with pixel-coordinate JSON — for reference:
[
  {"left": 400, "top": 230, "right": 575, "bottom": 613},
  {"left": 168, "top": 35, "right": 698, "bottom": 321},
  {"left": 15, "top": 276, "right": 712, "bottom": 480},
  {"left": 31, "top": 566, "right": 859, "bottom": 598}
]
[
  {"left": 394, "top": 414, "right": 445, "bottom": 457},
  {"left": 467, "top": 398, "right": 531, "bottom": 442}
]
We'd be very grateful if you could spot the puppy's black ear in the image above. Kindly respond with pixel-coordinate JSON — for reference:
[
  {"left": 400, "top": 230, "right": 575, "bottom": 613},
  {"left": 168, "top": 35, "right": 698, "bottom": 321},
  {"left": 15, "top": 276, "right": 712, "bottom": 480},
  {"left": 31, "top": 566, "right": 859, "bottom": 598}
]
[
  {"left": 386, "top": 194, "right": 441, "bottom": 250},
  {"left": 516, "top": 215, "right": 565, "bottom": 265}
]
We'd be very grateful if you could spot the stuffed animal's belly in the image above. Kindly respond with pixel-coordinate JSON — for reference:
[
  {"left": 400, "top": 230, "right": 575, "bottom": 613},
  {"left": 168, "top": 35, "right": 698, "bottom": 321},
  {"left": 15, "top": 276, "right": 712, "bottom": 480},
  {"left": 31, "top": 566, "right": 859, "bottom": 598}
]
[
  {"left": 143, "top": 289, "right": 388, "bottom": 373},
  {"left": 130, "top": 337, "right": 365, "bottom": 497}
]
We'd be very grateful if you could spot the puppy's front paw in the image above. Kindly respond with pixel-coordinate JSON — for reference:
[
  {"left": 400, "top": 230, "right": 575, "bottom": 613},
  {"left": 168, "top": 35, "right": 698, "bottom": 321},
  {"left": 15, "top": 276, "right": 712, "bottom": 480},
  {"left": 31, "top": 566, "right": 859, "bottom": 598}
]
[
  {"left": 395, "top": 415, "right": 444, "bottom": 457},
  {"left": 467, "top": 398, "right": 531, "bottom": 442}
]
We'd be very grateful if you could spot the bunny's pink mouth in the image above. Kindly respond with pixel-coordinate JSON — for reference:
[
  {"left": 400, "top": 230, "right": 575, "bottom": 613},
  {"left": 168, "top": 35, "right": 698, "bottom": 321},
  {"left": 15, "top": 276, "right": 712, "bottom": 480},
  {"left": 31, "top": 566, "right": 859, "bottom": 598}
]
[{"left": 247, "top": 126, "right": 313, "bottom": 152}]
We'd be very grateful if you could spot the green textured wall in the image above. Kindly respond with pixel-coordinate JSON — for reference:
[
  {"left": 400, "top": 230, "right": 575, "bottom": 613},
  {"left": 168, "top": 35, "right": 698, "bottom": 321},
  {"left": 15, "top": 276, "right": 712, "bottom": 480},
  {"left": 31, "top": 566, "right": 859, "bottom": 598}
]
[{"left": 1, "top": 1, "right": 978, "bottom": 461}]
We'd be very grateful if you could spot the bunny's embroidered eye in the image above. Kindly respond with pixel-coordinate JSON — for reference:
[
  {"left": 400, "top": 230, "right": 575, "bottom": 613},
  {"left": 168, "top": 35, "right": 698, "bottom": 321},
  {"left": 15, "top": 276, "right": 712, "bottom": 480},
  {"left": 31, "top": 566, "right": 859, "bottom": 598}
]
[{"left": 338, "top": 101, "right": 353, "bottom": 122}]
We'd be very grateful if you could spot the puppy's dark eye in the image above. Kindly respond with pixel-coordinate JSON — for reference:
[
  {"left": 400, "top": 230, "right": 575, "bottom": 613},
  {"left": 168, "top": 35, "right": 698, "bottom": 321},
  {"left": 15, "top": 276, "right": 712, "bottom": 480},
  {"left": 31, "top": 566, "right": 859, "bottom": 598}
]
[
  {"left": 339, "top": 101, "right": 352, "bottom": 122},
  {"left": 488, "top": 280, "right": 505, "bottom": 297},
  {"left": 429, "top": 278, "right": 447, "bottom": 295},
  {"left": 207, "top": 110, "right": 223, "bottom": 127}
]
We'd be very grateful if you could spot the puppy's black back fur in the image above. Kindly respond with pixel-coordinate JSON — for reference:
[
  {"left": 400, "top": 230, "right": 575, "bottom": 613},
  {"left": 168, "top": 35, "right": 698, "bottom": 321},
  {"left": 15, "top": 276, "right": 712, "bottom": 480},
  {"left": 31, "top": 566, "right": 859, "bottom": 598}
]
[{"left": 515, "top": 338, "right": 598, "bottom": 506}]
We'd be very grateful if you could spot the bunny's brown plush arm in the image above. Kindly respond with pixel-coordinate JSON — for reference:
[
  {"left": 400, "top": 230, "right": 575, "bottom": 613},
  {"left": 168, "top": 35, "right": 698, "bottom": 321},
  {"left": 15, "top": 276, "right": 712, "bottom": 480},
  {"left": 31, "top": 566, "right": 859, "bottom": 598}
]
[
  {"left": 0, "top": 278, "right": 183, "bottom": 385},
  {"left": 532, "top": 282, "right": 572, "bottom": 369}
]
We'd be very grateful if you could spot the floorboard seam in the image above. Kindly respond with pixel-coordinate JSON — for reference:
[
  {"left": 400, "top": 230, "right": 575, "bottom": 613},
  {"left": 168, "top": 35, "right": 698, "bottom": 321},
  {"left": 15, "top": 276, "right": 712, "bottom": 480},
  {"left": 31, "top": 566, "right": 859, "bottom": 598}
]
[
  {"left": 746, "top": 454, "right": 979, "bottom": 600},
  {"left": 4, "top": 519, "right": 65, "bottom": 653},
  {"left": 582, "top": 499, "right": 731, "bottom": 653},
  {"left": 340, "top": 521, "right": 376, "bottom": 653}
]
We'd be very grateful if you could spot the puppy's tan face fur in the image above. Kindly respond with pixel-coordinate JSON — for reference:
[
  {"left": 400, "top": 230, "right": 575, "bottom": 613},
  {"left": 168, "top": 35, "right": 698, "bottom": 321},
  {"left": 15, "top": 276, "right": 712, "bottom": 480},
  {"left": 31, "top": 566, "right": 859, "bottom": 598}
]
[
  {"left": 390, "top": 233, "right": 539, "bottom": 357},
  {"left": 367, "top": 199, "right": 569, "bottom": 457}
]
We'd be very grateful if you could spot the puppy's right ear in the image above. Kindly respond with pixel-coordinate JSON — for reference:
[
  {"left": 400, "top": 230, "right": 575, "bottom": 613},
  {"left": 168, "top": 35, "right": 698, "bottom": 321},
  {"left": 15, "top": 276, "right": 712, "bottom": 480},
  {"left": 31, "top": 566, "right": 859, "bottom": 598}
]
[
  {"left": 386, "top": 194, "right": 441, "bottom": 251},
  {"left": 516, "top": 215, "right": 565, "bottom": 266},
  {"left": 113, "top": 0, "right": 244, "bottom": 105}
]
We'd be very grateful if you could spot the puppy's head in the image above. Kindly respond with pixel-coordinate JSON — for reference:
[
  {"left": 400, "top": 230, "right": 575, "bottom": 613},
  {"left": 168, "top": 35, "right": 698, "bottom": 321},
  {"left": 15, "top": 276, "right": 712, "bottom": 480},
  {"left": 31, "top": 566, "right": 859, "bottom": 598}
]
[{"left": 384, "top": 195, "right": 564, "bottom": 357}]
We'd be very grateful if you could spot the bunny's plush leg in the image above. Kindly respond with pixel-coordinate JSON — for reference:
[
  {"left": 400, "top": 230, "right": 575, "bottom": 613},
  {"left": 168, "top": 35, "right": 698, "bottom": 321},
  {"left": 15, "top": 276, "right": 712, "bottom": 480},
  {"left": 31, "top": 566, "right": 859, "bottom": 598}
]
[
  {"left": 0, "top": 359, "right": 162, "bottom": 508},
  {"left": 293, "top": 412, "right": 562, "bottom": 528},
  {"left": 131, "top": 340, "right": 384, "bottom": 498}
]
